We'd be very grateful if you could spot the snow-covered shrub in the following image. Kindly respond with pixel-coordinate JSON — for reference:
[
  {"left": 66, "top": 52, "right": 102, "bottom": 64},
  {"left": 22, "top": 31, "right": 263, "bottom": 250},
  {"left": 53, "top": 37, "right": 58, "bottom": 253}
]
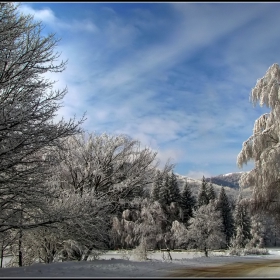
[
  {"left": 90, "top": 249, "right": 107, "bottom": 260},
  {"left": 228, "top": 246, "right": 244, "bottom": 256},
  {"left": 120, "top": 249, "right": 132, "bottom": 260},
  {"left": 243, "top": 247, "right": 269, "bottom": 255},
  {"left": 58, "top": 240, "right": 84, "bottom": 261}
]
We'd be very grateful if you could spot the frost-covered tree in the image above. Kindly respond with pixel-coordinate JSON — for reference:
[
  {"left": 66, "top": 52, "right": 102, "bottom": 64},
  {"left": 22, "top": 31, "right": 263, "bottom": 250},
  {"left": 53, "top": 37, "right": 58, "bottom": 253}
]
[
  {"left": 0, "top": 3, "right": 83, "bottom": 234},
  {"left": 156, "top": 171, "right": 183, "bottom": 244},
  {"left": 216, "top": 187, "right": 234, "bottom": 247},
  {"left": 230, "top": 195, "right": 251, "bottom": 249},
  {"left": 180, "top": 181, "right": 196, "bottom": 226},
  {"left": 110, "top": 202, "right": 140, "bottom": 250},
  {"left": 170, "top": 220, "right": 188, "bottom": 249},
  {"left": 247, "top": 213, "right": 265, "bottom": 249},
  {"left": 133, "top": 198, "right": 167, "bottom": 250},
  {"left": 187, "top": 201, "right": 226, "bottom": 257},
  {"left": 55, "top": 132, "right": 170, "bottom": 202},
  {"left": 237, "top": 63, "right": 280, "bottom": 218}
]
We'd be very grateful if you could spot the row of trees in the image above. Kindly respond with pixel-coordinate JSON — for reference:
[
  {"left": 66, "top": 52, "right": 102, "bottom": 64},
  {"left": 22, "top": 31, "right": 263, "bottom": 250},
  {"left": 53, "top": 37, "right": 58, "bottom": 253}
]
[{"left": 112, "top": 173, "right": 269, "bottom": 258}]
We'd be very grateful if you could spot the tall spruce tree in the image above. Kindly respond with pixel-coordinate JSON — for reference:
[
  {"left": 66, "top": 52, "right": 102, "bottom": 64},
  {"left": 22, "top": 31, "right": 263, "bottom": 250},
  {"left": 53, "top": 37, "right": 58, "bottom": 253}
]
[
  {"left": 216, "top": 187, "right": 234, "bottom": 247},
  {"left": 169, "top": 172, "right": 181, "bottom": 204},
  {"left": 207, "top": 182, "right": 216, "bottom": 202},
  {"left": 158, "top": 173, "right": 170, "bottom": 206},
  {"left": 180, "top": 181, "right": 196, "bottom": 226},
  {"left": 231, "top": 194, "right": 251, "bottom": 249},
  {"left": 197, "top": 176, "right": 209, "bottom": 208},
  {"left": 151, "top": 170, "right": 162, "bottom": 202}
]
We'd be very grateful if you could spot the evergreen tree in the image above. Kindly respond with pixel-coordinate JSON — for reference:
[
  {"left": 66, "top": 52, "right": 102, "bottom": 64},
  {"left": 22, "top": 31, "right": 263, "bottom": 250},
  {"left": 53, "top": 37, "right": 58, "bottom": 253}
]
[
  {"left": 197, "top": 176, "right": 209, "bottom": 208},
  {"left": 151, "top": 170, "right": 162, "bottom": 202},
  {"left": 169, "top": 172, "right": 181, "bottom": 204},
  {"left": 158, "top": 173, "right": 170, "bottom": 206},
  {"left": 230, "top": 194, "right": 251, "bottom": 249},
  {"left": 216, "top": 187, "right": 234, "bottom": 247},
  {"left": 180, "top": 181, "right": 196, "bottom": 226},
  {"left": 207, "top": 182, "right": 216, "bottom": 202}
]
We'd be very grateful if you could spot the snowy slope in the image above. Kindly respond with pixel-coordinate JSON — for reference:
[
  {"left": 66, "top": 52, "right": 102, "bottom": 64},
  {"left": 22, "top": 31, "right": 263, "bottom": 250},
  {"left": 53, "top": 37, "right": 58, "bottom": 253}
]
[{"left": 205, "top": 172, "right": 246, "bottom": 189}]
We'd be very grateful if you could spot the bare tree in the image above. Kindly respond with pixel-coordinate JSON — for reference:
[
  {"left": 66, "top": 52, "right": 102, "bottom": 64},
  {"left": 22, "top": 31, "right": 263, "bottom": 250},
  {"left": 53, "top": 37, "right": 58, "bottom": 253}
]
[
  {"left": 0, "top": 2, "right": 84, "bottom": 235},
  {"left": 237, "top": 63, "right": 280, "bottom": 218}
]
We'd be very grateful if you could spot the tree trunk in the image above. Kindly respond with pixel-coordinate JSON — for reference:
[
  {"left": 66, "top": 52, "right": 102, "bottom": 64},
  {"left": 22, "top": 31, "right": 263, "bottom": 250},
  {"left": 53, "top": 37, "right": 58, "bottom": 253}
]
[
  {"left": 164, "top": 239, "right": 172, "bottom": 260},
  {"left": 83, "top": 247, "right": 93, "bottom": 261},
  {"left": 18, "top": 229, "right": 23, "bottom": 267},
  {"left": 0, "top": 241, "right": 3, "bottom": 268},
  {"left": 204, "top": 246, "right": 208, "bottom": 257}
]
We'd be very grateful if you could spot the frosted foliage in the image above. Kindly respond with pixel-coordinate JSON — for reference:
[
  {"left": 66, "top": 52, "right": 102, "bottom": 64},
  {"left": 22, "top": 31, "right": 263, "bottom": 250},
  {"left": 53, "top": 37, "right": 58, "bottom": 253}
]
[
  {"left": 55, "top": 132, "right": 159, "bottom": 199},
  {"left": 0, "top": 3, "right": 83, "bottom": 234},
  {"left": 247, "top": 214, "right": 265, "bottom": 249},
  {"left": 111, "top": 200, "right": 167, "bottom": 250},
  {"left": 170, "top": 220, "right": 187, "bottom": 248},
  {"left": 134, "top": 199, "right": 167, "bottom": 249},
  {"left": 187, "top": 202, "right": 226, "bottom": 255},
  {"left": 237, "top": 64, "right": 280, "bottom": 212},
  {"left": 251, "top": 64, "right": 280, "bottom": 107}
]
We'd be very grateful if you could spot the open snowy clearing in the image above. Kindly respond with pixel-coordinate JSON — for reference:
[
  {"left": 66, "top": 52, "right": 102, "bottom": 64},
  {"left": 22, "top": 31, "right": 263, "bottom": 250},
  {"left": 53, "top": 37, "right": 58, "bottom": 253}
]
[{"left": 1, "top": 248, "right": 280, "bottom": 278}]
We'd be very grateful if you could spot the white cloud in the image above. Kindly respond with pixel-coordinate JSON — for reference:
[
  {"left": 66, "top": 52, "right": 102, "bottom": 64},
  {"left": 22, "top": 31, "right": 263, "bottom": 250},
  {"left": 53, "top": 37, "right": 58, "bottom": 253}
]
[
  {"left": 18, "top": 4, "right": 98, "bottom": 33},
  {"left": 19, "top": 4, "right": 56, "bottom": 24}
]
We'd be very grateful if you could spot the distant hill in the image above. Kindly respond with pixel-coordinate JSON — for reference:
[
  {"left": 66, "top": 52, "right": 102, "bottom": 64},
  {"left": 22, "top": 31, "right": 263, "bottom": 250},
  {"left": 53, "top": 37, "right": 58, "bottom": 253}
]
[
  {"left": 174, "top": 172, "right": 252, "bottom": 204},
  {"left": 205, "top": 172, "right": 244, "bottom": 189}
]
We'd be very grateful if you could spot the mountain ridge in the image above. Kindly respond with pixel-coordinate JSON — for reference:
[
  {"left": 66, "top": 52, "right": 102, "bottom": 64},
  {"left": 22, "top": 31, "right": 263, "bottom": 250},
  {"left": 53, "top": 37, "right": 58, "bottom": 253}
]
[{"left": 174, "top": 171, "right": 251, "bottom": 203}]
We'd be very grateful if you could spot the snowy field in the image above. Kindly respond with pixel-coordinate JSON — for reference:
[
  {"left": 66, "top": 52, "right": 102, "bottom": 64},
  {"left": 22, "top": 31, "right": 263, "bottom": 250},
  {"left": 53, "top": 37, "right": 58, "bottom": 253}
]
[{"left": 1, "top": 248, "right": 280, "bottom": 277}]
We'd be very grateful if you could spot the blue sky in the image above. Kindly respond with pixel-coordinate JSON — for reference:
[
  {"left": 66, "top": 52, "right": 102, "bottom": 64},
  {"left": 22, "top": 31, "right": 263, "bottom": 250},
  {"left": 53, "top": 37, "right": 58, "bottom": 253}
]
[{"left": 18, "top": 2, "right": 279, "bottom": 179}]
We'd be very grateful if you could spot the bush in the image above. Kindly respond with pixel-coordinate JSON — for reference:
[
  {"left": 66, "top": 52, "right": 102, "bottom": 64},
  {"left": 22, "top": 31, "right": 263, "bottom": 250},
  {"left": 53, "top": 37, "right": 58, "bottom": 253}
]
[
  {"left": 120, "top": 249, "right": 132, "bottom": 261},
  {"left": 228, "top": 246, "right": 269, "bottom": 256},
  {"left": 90, "top": 249, "right": 107, "bottom": 260},
  {"left": 243, "top": 247, "right": 269, "bottom": 255}
]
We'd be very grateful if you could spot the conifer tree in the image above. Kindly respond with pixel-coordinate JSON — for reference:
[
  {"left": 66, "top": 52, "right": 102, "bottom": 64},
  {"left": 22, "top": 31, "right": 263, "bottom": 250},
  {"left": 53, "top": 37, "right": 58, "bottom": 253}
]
[
  {"left": 180, "top": 181, "right": 196, "bottom": 226},
  {"left": 151, "top": 170, "right": 162, "bottom": 202},
  {"left": 169, "top": 172, "right": 181, "bottom": 204},
  {"left": 158, "top": 173, "right": 170, "bottom": 206},
  {"left": 230, "top": 194, "right": 251, "bottom": 249},
  {"left": 216, "top": 187, "right": 234, "bottom": 247},
  {"left": 207, "top": 182, "right": 216, "bottom": 202},
  {"left": 197, "top": 176, "right": 209, "bottom": 208}
]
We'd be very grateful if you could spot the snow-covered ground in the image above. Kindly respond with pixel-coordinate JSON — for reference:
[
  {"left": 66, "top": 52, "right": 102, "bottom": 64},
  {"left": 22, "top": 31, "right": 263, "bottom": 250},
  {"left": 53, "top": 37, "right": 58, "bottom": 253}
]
[{"left": 1, "top": 249, "right": 280, "bottom": 277}]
